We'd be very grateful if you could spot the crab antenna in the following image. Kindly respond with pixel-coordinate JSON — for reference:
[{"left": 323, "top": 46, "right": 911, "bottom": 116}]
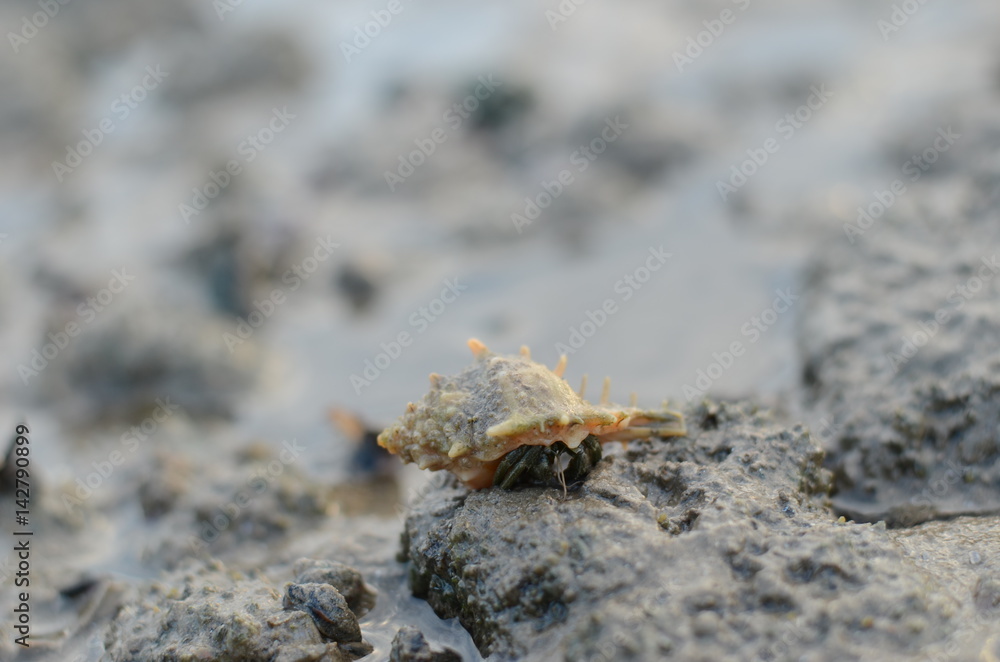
[
  {"left": 467, "top": 338, "right": 489, "bottom": 358},
  {"left": 553, "top": 354, "right": 568, "bottom": 378},
  {"left": 578, "top": 374, "right": 588, "bottom": 398},
  {"left": 520, "top": 345, "right": 531, "bottom": 359},
  {"left": 600, "top": 377, "right": 611, "bottom": 405},
  {"left": 630, "top": 392, "right": 638, "bottom": 407}
]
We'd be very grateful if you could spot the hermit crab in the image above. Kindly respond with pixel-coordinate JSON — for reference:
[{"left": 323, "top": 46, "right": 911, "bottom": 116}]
[{"left": 377, "top": 339, "right": 686, "bottom": 490}]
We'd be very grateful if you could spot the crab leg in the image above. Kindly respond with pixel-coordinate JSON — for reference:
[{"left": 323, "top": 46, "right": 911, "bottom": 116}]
[{"left": 600, "top": 408, "right": 687, "bottom": 441}]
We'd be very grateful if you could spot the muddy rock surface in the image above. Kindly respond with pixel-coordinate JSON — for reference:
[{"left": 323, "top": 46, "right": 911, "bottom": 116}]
[
  {"left": 799, "top": 173, "right": 1000, "bottom": 526},
  {"left": 403, "top": 401, "right": 998, "bottom": 661},
  {"left": 104, "top": 561, "right": 374, "bottom": 662}
]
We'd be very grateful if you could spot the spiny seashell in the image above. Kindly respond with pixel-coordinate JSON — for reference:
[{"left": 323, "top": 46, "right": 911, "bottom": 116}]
[{"left": 377, "top": 339, "right": 686, "bottom": 489}]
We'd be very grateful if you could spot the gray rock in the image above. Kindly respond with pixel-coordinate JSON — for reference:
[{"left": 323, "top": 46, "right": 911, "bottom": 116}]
[
  {"left": 283, "top": 582, "right": 361, "bottom": 644},
  {"left": 402, "top": 401, "right": 980, "bottom": 660},
  {"left": 390, "top": 625, "right": 463, "bottom": 662},
  {"left": 799, "top": 206, "right": 1000, "bottom": 525},
  {"left": 104, "top": 562, "right": 373, "bottom": 661},
  {"left": 293, "top": 558, "right": 377, "bottom": 617}
]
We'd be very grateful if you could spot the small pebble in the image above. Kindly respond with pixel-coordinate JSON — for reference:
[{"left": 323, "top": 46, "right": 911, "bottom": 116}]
[
  {"left": 390, "top": 625, "right": 462, "bottom": 662},
  {"left": 283, "top": 583, "right": 361, "bottom": 643}
]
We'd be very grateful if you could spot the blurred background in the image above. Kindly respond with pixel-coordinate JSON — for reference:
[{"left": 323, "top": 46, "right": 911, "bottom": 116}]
[{"left": 1, "top": 0, "right": 999, "bottom": 658}]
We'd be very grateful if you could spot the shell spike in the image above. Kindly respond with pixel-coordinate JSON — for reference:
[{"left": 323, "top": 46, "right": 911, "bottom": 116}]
[
  {"left": 630, "top": 392, "right": 638, "bottom": 408},
  {"left": 578, "top": 374, "right": 588, "bottom": 398},
  {"left": 600, "top": 377, "right": 611, "bottom": 405},
  {"left": 520, "top": 345, "right": 531, "bottom": 359},
  {"left": 467, "top": 338, "right": 489, "bottom": 358},
  {"left": 429, "top": 372, "right": 442, "bottom": 387},
  {"left": 553, "top": 354, "right": 568, "bottom": 378}
]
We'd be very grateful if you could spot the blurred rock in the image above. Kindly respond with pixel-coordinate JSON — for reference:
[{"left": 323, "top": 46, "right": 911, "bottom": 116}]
[
  {"left": 335, "top": 263, "right": 379, "bottom": 314},
  {"left": 799, "top": 199, "right": 1000, "bottom": 525},
  {"left": 138, "top": 451, "right": 192, "bottom": 519},
  {"left": 35, "top": 304, "right": 255, "bottom": 426},
  {"left": 390, "top": 625, "right": 462, "bottom": 662},
  {"left": 163, "top": 29, "right": 310, "bottom": 107},
  {"left": 293, "top": 558, "right": 377, "bottom": 617},
  {"left": 47, "top": 0, "right": 200, "bottom": 70},
  {"left": 104, "top": 562, "right": 371, "bottom": 662},
  {"left": 465, "top": 84, "right": 533, "bottom": 134},
  {"left": 180, "top": 219, "right": 299, "bottom": 317}
]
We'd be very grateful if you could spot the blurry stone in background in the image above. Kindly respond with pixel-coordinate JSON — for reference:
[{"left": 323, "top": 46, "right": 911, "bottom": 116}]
[
  {"left": 179, "top": 217, "right": 299, "bottom": 318},
  {"left": 35, "top": 304, "right": 256, "bottom": 427},
  {"left": 162, "top": 29, "right": 311, "bottom": 108},
  {"left": 335, "top": 263, "right": 379, "bottom": 314}
]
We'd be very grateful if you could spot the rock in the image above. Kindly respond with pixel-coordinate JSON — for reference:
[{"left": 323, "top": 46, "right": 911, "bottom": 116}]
[
  {"left": 283, "top": 583, "right": 362, "bottom": 644},
  {"left": 390, "top": 625, "right": 463, "bottom": 662},
  {"left": 293, "top": 558, "right": 377, "bottom": 617},
  {"left": 162, "top": 29, "right": 310, "bottom": 107},
  {"left": 335, "top": 263, "right": 379, "bottom": 313},
  {"left": 35, "top": 303, "right": 256, "bottom": 426},
  {"left": 799, "top": 202, "right": 1000, "bottom": 525},
  {"left": 402, "top": 401, "right": 977, "bottom": 660},
  {"left": 138, "top": 451, "right": 192, "bottom": 519},
  {"left": 104, "top": 562, "right": 372, "bottom": 662}
]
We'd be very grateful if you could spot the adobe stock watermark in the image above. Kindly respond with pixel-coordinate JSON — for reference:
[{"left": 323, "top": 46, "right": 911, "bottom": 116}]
[
  {"left": 511, "top": 116, "right": 629, "bottom": 233},
  {"left": 843, "top": 126, "right": 960, "bottom": 244},
  {"left": 213, "top": 0, "right": 249, "bottom": 20},
  {"left": 673, "top": 0, "right": 752, "bottom": 72},
  {"left": 877, "top": 0, "right": 932, "bottom": 41},
  {"left": 60, "top": 398, "right": 181, "bottom": 515},
  {"left": 339, "top": 0, "right": 414, "bottom": 63},
  {"left": 554, "top": 246, "right": 672, "bottom": 355},
  {"left": 683, "top": 288, "right": 799, "bottom": 401},
  {"left": 7, "top": 0, "right": 75, "bottom": 54},
  {"left": 223, "top": 235, "right": 340, "bottom": 352},
  {"left": 350, "top": 277, "right": 467, "bottom": 395},
  {"left": 51, "top": 65, "right": 169, "bottom": 182},
  {"left": 179, "top": 107, "right": 296, "bottom": 224},
  {"left": 885, "top": 255, "right": 998, "bottom": 373},
  {"left": 188, "top": 439, "right": 306, "bottom": 552},
  {"left": 717, "top": 84, "right": 833, "bottom": 201},
  {"left": 544, "top": 0, "right": 591, "bottom": 30},
  {"left": 384, "top": 75, "right": 503, "bottom": 192},
  {"left": 17, "top": 268, "right": 135, "bottom": 385}
]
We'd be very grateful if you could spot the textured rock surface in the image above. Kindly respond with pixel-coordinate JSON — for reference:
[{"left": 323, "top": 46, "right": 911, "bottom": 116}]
[
  {"left": 104, "top": 561, "right": 373, "bottom": 662},
  {"left": 798, "top": 172, "right": 1000, "bottom": 525},
  {"left": 403, "top": 401, "right": 997, "bottom": 661},
  {"left": 390, "top": 625, "right": 463, "bottom": 662}
]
